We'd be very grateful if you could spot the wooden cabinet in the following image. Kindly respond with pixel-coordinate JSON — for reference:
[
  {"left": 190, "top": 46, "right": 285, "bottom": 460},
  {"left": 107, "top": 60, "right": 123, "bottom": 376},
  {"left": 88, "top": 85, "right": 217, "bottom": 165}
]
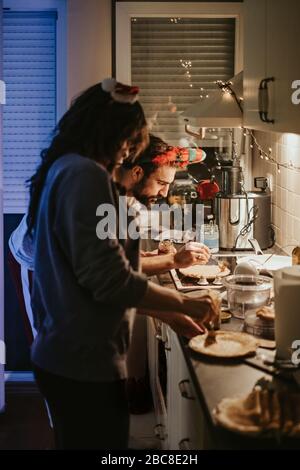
[{"left": 244, "top": 0, "right": 300, "bottom": 134}]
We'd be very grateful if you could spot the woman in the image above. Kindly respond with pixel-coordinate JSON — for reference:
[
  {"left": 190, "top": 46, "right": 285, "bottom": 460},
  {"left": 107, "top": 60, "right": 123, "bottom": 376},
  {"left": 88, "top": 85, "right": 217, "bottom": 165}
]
[{"left": 28, "top": 78, "right": 218, "bottom": 450}]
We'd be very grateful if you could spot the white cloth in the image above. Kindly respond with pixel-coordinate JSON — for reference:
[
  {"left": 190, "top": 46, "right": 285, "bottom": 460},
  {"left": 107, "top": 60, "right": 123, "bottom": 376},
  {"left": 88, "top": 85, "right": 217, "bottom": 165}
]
[
  {"left": 8, "top": 215, "right": 34, "bottom": 271},
  {"left": 9, "top": 215, "right": 36, "bottom": 338}
]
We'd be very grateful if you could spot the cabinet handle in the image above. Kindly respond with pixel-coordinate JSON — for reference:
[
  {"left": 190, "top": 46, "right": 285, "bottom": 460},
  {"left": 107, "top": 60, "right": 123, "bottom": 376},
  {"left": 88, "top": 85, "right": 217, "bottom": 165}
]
[
  {"left": 258, "top": 77, "right": 275, "bottom": 123},
  {"left": 179, "top": 438, "right": 191, "bottom": 451},
  {"left": 178, "top": 379, "right": 195, "bottom": 400},
  {"left": 155, "top": 334, "right": 171, "bottom": 351},
  {"left": 154, "top": 424, "right": 166, "bottom": 441}
]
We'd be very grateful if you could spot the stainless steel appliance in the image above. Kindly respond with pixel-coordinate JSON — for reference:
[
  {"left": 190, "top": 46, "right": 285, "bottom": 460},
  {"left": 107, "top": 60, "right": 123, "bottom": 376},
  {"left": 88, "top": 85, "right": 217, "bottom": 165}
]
[
  {"left": 214, "top": 165, "right": 243, "bottom": 195},
  {"left": 214, "top": 191, "right": 273, "bottom": 250}
]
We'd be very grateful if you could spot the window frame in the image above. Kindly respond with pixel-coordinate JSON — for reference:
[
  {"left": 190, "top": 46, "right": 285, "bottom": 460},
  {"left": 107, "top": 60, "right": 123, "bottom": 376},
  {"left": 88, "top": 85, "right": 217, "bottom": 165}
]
[
  {"left": 115, "top": 1, "right": 243, "bottom": 83},
  {"left": 114, "top": 2, "right": 251, "bottom": 188}
]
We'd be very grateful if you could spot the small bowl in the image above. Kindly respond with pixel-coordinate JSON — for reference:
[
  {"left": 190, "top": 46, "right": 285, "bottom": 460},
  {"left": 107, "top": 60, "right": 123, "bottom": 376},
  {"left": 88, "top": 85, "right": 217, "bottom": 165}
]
[{"left": 234, "top": 261, "right": 258, "bottom": 276}]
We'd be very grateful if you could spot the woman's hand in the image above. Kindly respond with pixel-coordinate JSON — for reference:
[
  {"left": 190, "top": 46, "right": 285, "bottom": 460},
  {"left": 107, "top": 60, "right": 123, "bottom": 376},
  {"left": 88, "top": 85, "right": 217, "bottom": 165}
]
[
  {"left": 181, "top": 292, "right": 220, "bottom": 326},
  {"left": 165, "top": 312, "right": 205, "bottom": 339},
  {"left": 173, "top": 242, "right": 210, "bottom": 268}
]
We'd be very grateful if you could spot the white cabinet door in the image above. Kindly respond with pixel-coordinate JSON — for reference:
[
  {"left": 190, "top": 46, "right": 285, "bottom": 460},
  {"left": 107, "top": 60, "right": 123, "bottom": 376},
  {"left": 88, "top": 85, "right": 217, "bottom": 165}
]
[
  {"left": 244, "top": 0, "right": 268, "bottom": 130},
  {"left": 244, "top": 0, "right": 300, "bottom": 133},
  {"left": 167, "top": 329, "right": 208, "bottom": 450},
  {"left": 266, "top": 0, "right": 300, "bottom": 134},
  {"left": 147, "top": 318, "right": 168, "bottom": 448}
]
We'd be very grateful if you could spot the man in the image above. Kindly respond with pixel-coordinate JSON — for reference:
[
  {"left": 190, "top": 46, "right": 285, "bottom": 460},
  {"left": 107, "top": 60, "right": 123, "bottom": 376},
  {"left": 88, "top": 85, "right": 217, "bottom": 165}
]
[
  {"left": 114, "top": 134, "right": 212, "bottom": 416},
  {"left": 114, "top": 134, "right": 210, "bottom": 275}
]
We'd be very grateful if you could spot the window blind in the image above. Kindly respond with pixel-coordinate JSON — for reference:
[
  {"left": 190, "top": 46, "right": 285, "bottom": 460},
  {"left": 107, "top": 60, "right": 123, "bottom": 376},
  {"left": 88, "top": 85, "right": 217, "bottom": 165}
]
[
  {"left": 131, "top": 17, "right": 235, "bottom": 146},
  {"left": 3, "top": 11, "right": 57, "bottom": 213}
]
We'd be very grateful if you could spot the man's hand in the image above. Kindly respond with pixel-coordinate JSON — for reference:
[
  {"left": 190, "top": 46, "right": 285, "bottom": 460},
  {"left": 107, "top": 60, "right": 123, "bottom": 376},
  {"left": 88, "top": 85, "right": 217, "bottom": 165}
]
[{"left": 173, "top": 242, "right": 210, "bottom": 268}]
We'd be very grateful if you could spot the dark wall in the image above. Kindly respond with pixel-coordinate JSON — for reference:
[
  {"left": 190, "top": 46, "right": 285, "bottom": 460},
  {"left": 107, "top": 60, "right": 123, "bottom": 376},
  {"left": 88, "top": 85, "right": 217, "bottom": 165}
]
[{"left": 4, "top": 214, "right": 31, "bottom": 370}]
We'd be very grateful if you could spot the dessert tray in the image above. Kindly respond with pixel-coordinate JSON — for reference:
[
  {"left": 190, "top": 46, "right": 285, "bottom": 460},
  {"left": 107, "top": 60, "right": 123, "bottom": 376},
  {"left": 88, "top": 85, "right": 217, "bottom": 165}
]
[
  {"left": 170, "top": 261, "right": 231, "bottom": 292},
  {"left": 179, "top": 264, "right": 230, "bottom": 280}
]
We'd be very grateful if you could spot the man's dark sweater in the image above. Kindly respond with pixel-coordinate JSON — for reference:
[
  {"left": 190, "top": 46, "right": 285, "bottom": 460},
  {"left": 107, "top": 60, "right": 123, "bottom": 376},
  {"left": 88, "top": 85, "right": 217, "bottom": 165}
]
[{"left": 31, "top": 154, "right": 148, "bottom": 382}]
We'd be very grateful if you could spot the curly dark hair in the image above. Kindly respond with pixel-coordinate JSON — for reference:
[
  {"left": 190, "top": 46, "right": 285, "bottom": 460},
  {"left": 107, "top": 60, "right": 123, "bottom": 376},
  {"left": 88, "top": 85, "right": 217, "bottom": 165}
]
[
  {"left": 122, "top": 134, "right": 172, "bottom": 179},
  {"left": 27, "top": 82, "right": 149, "bottom": 234}
]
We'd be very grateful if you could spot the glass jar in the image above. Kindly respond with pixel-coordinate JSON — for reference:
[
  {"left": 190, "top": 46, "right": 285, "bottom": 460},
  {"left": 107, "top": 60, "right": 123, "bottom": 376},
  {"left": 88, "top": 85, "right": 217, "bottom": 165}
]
[{"left": 203, "top": 221, "right": 219, "bottom": 253}]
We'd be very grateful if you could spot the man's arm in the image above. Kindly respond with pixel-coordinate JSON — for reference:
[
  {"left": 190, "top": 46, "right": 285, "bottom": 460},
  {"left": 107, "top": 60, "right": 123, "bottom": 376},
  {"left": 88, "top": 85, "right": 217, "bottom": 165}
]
[
  {"left": 141, "top": 242, "right": 211, "bottom": 276},
  {"left": 141, "top": 253, "right": 176, "bottom": 275}
]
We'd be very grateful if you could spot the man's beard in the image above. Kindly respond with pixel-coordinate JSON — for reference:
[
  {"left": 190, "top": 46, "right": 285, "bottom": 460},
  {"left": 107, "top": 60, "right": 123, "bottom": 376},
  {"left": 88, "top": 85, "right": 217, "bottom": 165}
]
[{"left": 131, "top": 180, "right": 157, "bottom": 208}]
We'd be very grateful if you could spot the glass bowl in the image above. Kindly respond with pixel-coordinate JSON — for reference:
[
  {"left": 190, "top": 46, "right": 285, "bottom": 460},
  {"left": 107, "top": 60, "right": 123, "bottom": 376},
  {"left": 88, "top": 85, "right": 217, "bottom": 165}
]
[{"left": 223, "top": 275, "right": 272, "bottom": 320}]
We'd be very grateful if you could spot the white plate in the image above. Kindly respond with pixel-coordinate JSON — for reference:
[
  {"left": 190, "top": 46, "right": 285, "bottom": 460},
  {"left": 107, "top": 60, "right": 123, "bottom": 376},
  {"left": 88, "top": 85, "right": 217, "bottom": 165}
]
[
  {"left": 236, "top": 255, "right": 292, "bottom": 272},
  {"left": 189, "top": 331, "right": 258, "bottom": 358}
]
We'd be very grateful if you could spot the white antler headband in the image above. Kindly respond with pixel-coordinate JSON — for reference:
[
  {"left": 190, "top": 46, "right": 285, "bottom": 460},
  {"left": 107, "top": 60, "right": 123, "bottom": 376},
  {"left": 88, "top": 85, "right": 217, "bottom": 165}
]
[{"left": 101, "top": 78, "right": 139, "bottom": 104}]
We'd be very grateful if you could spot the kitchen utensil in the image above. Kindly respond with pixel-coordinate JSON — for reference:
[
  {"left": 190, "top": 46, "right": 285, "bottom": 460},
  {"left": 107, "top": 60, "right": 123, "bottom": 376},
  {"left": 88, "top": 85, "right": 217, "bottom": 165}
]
[
  {"left": 274, "top": 266, "right": 300, "bottom": 361},
  {"left": 249, "top": 238, "right": 264, "bottom": 255},
  {"left": 189, "top": 331, "right": 258, "bottom": 358},
  {"left": 214, "top": 191, "right": 273, "bottom": 250},
  {"left": 204, "top": 321, "right": 217, "bottom": 346},
  {"left": 223, "top": 274, "right": 272, "bottom": 320}
]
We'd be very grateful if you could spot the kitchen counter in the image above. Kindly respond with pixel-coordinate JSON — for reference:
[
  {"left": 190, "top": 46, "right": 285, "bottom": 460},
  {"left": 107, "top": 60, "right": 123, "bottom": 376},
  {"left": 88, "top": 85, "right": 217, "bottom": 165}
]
[{"left": 144, "top": 240, "right": 300, "bottom": 449}]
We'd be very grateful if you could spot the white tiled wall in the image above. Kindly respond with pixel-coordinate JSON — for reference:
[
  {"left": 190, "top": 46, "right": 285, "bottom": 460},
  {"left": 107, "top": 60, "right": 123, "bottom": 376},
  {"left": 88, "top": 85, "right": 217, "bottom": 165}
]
[{"left": 252, "top": 131, "right": 300, "bottom": 254}]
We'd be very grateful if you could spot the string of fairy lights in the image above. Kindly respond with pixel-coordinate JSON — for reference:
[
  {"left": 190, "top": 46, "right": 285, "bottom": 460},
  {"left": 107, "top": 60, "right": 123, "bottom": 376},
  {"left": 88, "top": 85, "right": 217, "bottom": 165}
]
[
  {"left": 243, "top": 128, "right": 300, "bottom": 174},
  {"left": 216, "top": 78, "right": 300, "bottom": 174}
]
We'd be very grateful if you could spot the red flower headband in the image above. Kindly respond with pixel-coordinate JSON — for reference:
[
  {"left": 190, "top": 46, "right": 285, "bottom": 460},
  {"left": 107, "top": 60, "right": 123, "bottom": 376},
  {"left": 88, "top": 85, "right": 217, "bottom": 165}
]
[
  {"left": 151, "top": 147, "right": 206, "bottom": 168},
  {"left": 101, "top": 78, "right": 139, "bottom": 104}
]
